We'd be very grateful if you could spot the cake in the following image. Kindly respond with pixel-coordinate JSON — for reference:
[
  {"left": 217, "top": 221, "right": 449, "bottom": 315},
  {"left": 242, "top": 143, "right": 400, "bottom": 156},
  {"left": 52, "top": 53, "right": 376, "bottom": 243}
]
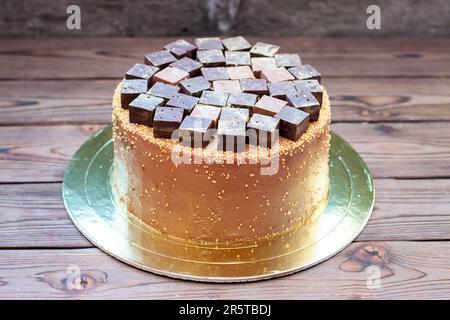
[{"left": 112, "top": 36, "right": 331, "bottom": 246}]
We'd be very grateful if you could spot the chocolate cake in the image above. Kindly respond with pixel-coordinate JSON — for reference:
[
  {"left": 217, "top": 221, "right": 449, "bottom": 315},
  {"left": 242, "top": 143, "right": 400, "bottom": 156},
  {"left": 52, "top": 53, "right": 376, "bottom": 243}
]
[{"left": 112, "top": 36, "right": 331, "bottom": 245}]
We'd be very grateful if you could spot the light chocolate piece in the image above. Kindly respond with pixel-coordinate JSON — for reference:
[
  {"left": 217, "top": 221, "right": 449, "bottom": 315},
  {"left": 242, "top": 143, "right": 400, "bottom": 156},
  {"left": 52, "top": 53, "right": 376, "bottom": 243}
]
[
  {"left": 225, "top": 51, "right": 251, "bottom": 66},
  {"left": 164, "top": 39, "right": 197, "bottom": 59},
  {"left": 217, "top": 119, "right": 247, "bottom": 152},
  {"left": 226, "top": 66, "right": 255, "bottom": 80},
  {"left": 128, "top": 94, "right": 164, "bottom": 126},
  {"left": 190, "top": 104, "right": 222, "bottom": 128},
  {"left": 222, "top": 36, "right": 252, "bottom": 51},
  {"left": 213, "top": 80, "right": 242, "bottom": 93},
  {"left": 197, "top": 50, "right": 226, "bottom": 67},
  {"left": 227, "top": 92, "right": 257, "bottom": 109},
  {"left": 220, "top": 107, "right": 250, "bottom": 123},
  {"left": 195, "top": 37, "right": 223, "bottom": 51},
  {"left": 144, "top": 50, "right": 177, "bottom": 68},
  {"left": 201, "top": 67, "right": 230, "bottom": 81},
  {"left": 253, "top": 95, "right": 287, "bottom": 116},
  {"left": 251, "top": 57, "right": 277, "bottom": 77},
  {"left": 247, "top": 113, "right": 280, "bottom": 148},
  {"left": 178, "top": 116, "right": 213, "bottom": 148},
  {"left": 250, "top": 42, "right": 280, "bottom": 57},
  {"left": 148, "top": 82, "right": 180, "bottom": 100},
  {"left": 153, "top": 106, "right": 184, "bottom": 139},
  {"left": 153, "top": 67, "right": 189, "bottom": 85},
  {"left": 180, "top": 76, "right": 211, "bottom": 96},
  {"left": 169, "top": 57, "right": 203, "bottom": 77},
  {"left": 125, "top": 63, "right": 159, "bottom": 89},
  {"left": 294, "top": 80, "right": 324, "bottom": 105},
  {"left": 166, "top": 93, "right": 199, "bottom": 115},
  {"left": 261, "top": 67, "right": 295, "bottom": 83},
  {"left": 286, "top": 90, "right": 320, "bottom": 121},
  {"left": 240, "top": 79, "right": 268, "bottom": 97},
  {"left": 121, "top": 79, "right": 148, "bottom": 109},
  {"left": 267, "top": 81, "right": 297, "bottom": 100},
  {"left": 275, "top": 53, "right": 301, "bottom": 68},
  {"left": 275, "top": 106, "right": 309, "bottom": 141},
  {"left": 288, "top": 64, "right": 321, "bottom": 83},
  {"left": 199, "top": 90, "right": 229, "bottom": 107}
]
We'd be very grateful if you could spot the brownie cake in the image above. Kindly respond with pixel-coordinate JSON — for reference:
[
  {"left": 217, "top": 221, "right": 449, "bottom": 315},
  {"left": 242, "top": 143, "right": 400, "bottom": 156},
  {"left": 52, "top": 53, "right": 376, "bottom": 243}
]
[{"left": 112, "top": 36, "right": 331, "bottom": 245}]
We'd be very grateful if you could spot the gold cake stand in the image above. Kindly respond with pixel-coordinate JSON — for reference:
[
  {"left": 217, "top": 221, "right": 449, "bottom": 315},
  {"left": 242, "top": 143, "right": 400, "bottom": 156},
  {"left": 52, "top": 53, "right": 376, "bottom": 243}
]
[{"left": 63, "top": 125, "right": 374, "bottom": 282}]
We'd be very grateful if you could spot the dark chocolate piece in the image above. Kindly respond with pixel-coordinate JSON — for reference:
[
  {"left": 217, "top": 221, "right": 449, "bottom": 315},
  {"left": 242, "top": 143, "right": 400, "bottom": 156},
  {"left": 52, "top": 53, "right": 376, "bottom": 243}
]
[
  {"left": 250, "top": 42, "right": 280, "bottom": 57},
  {"left": 128, "top": 94, "right": 164, "bottom": 126},
  {"left": 227, "top": 92, "right": 257, "bottom": 109},
  {"left": 144, "top": 50, "right": 177, "bottom": 68},
  {"left": 253, "top": 95, "right": 287, "bottom": 116},
  {"left": 201, "top": 67, "right": 230, "bottom": 81},
  {"left": 169, "top": 57, "right": 203, "bottom": 77},
  {"left": 267, "top": 81, "right": 297, "bottom": 100},
  {"left": 164, "top": 39, "right": 197, "bottom": 59},
  {"left": 220, "top": 107, "right": 250, "bottom": 123},
  {"left": 261, "top": 67, "right": 295, "bottom": 83},
  {"left": 120, "top": 79, "right": 148, "bottom": 109},
  {"left": 217, "top": 119, "right": 247, "bottom": 152},
  {"left": 178, "top": 116, "right": 213, "bottom": 148},
  {"left": 147, "top": 82, "right": 180, "bottom": 100},
  {"left": 190, "top": 104, "right": 222, "bottom": 128},
  {"left": 222, "top": 36, "right": 252, "bottom": 51},
  {"left": 125, "top": 63, "right": 159, "bottom": 89},
  {"left": 195, "top": 37, "right": 223, "bottom": 51},
  {"left": 166, "top": 93, "right": 199, "bottom": 115},
  {"left": 153, "top": 107, "right": 184, "bottom": 139},
  {"left": 227, "top": 66, "right": 255, "bottom": 80},
  {"left": 225, "top": 51, "right": 251, "bottom": 66},
  {"left": 179, "top": 76, "right": 211, "bottom": 96},
  {"left": 199, "top": 90, "right": 229, "bottom": 107},
  {"left": 251, "top": 57, "right": 277, "bottom": 77},
  {"left": 196, "top": 50, "right": 226, "bottom": 67},
  {"left": 240, "top": 79, "right": 268, "bottom": 97},
  {"left": 247, "top": 113, "right": 280, "bottom": 147},
  {"left": 288, "top": 64, "right": 321, "bottom": 83},
  {"left": 153, "top": 67, "right": 189, "bottom": 85},
  {"left": 213, "top": 80, "right": 241, "bottom": 93},
  {"left": 274, "top": 54, "right": 301, "bottom": 68},
  {"left": 286, "top": 90, "right": 320, "bottom": 121},
  {"left": 294, "top": 80, "right": 324, "bottom": 105},
  {"left": 275, "top": 106, "right": 309, "bottom": 141}
]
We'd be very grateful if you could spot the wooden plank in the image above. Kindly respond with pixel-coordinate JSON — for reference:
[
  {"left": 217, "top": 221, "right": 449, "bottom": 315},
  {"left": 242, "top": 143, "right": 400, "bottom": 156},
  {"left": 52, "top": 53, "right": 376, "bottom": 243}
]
[
  {"left": 1, "top": 241, "right": 449, "bottom": 299},
  {"left": 1, "top": 38, "right": 450, "bottom": 79},
  {"left": 0, "top": 179, "right": 448, "bottom": 248},
  {"left": 1, "top": 78, "right": 450, "bottom": 125},
  {"left": 1, "top": 123, "right": 449, "bottom": 182}
]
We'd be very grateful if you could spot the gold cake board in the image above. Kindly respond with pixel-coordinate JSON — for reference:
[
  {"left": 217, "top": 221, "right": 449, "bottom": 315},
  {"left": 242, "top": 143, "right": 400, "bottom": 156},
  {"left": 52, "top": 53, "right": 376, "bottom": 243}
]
[{"left": 63, "top": 125, "right": 374, "bottom": 282}]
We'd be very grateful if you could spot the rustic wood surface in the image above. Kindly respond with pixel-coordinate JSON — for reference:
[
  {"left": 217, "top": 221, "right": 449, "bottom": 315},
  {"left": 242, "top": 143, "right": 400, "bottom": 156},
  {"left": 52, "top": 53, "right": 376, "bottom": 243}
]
[{"left": 0, "top": 37, "right": 449, "bottom": 299}]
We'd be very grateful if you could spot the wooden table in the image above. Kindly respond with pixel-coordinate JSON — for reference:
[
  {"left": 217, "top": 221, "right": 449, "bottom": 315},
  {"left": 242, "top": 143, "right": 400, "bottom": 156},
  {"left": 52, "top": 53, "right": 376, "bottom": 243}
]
[{"left": 1, "top": 37, "right": 449, "bottom": 300}]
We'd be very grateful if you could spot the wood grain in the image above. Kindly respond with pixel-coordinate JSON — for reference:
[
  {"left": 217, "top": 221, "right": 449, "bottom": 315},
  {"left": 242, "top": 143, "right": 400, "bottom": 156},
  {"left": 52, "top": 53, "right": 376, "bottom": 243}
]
[
  {"left": 1, "top": 180, "right": 449, "bottom": 248},
  {"left": 1, "top": 241, "right": 450, "bottom": 299}
]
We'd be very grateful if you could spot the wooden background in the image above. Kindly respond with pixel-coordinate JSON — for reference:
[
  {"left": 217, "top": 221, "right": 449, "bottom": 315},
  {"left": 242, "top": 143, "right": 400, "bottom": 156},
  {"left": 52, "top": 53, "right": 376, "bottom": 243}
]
[
  {"left": 2, "top": 0, "right": 450, "bottom": 37},
  {"left": 0, "top": 36, "right": 450, "bottom": 299}
]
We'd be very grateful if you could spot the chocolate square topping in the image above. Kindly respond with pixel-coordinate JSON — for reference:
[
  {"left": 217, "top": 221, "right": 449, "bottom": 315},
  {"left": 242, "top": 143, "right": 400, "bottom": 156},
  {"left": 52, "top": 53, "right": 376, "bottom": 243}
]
[
  {"left": 250, "top": 42, "right": 280, "bottom": 57},
  {"left": 294, "top": 80, "right": 324, "bottom": 105},
  {"left": 225, "top": 51, "right": 251, "bottom": 66},
  {"left": 267, "top": 81, "right": 297, "bottom": 100},
  {"left": 275, "top": 54, "right": 302, "bottom": 68},
  {"left": 121, "top": 79, "right": 148, "bottom": 109},
  {"left": 153, "top": 67, "right": 189, "bottom": 85},
  {"left": 227, "top": 92, "right": 257, "bottom": 109},
  {"left": 180, "top": 76, "right": 211, "bottom": 96},
  {"left": 153, "top": 106, "right": 184, "bottom": 139},
  {"left": 261, "top": 67, "right": 295, "bottom": 83},
  {"left": 144, "top": 50, "right": 177, "bottom": 68},
  {"left": 201, "top": 67, "right": 230, "bottom": 81},
  {"left": 253, "top": 95, "right": 288, "bottom": 116},
  {"left": 125, "top": 63, "right": 159, "bottom": 89},
  {"left": 220, "top": 107, "right": 250, "bottom": 122},
  {"left": 288, "top": 64, "right": 321, "bottom": 83},
  {"left": 148, "top": 82, "right": 180, "bottom": 100},
  {"left": 178, "top": 116, "right": 214, "bottom": 148},
  {"left": 213, "top": 80, "right": 241, "bottom": 93},
  {"left": 169, "top": 57, "right": 203, "bottom": 77},
  {"left": 217, "top": 119, "right": 247, "bottom": 152},
  {"left": 199, "top": 90, "right": 229, "bottom": 107},
  {"left": 247, "top": 113, "right": 280, "bottom": 147},
  {"left": 251, "top": 57, "right": 277, "bottom": 77},
  {"left": 164, "top": 39, "right": 197, "bottom": 59},
  {"left": 166, "top": 93, "right": 199, "bottom": 115},
  {"left": 190, "top": 104, "right": 222, "bottom": 128},
  {"left": 275, "top": 106, "right": 310, "bottom": 141},
  {"left": 128, "top": 94, "right": 164, "bottom": 126},
  {"left": 195, "top": 37, "right": 223, "bottom": 51},
  {"left": 286, "top": 90, "right": 320, "bottom": 121},
  {"left": 240, "top": 79, "right": 268, "bottom": 96},
  {"left": 196, "top": 50, "right": 226, "bottom": 67},
  {"left": 222, "top": 36, "right": 252, "bottom": 51},
  {"left": 226, "top": 66, "right": 255, "bottom": 80}
]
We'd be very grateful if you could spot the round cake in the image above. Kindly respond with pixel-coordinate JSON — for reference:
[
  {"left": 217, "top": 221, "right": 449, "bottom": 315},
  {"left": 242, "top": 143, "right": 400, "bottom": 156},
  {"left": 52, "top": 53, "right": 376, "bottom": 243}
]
[{"left": 112, "top": 36, "right": 331, "bottom": 246}]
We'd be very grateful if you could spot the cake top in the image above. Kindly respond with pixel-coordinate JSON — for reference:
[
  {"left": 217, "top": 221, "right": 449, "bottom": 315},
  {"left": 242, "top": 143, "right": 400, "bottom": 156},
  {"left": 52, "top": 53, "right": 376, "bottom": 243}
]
[{"left": 120, "top": 36, "right": 326, "bottom": 151}]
